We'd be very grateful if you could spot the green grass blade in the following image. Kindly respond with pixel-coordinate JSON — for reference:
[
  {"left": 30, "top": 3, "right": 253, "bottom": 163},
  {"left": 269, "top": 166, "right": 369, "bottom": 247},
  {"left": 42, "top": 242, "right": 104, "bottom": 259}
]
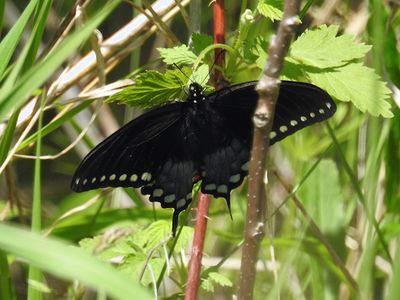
[
  {"left": 0, "top": 0, "right": 5, "bottom": 33},
  {"left": 0, "top": 110, "right": 19, "bottom": 164},
  {"left": 0, "top": 222, "right": 151, "bottom": 300},
  {"left": 0, "top": 0, "right": 38, "bottom": 77},
  {"left": 0, "top": 0, "right": 120, "bottom": 121},
  {"left": 0, "top": 250, "right": 15, "bottom": 300},
  {"left": 23, "top": 0, "right": 53, "bottom": 70},
  {"left": 27, "top": 91, "right": 45, "bottom": 300}
]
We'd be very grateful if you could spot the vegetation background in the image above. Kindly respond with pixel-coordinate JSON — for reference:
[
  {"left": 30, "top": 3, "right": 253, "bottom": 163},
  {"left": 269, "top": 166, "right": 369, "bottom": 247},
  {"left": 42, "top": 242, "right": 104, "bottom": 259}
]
[{"left": 0, "top": 0, "right": 399, "bottom": 299}]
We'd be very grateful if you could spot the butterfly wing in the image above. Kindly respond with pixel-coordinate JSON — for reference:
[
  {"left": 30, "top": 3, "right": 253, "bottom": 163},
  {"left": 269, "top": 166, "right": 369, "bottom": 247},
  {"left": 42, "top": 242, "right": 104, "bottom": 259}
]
[
  {"left": 71, "top": 102, "right": 185, "bottom": 192},
  {"left": 209, "top": 80, "right": 336, "bottom": 144},
  {"left": 71, "top": 102, "right": 201, "bottom": 235},
  {"left": 200, "top": 80, "right": 336, "bottom": 202}
]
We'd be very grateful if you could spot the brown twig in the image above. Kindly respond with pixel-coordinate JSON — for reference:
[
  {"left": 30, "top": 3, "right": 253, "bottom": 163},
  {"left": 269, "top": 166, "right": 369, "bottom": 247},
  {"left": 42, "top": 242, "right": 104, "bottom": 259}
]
[
  {"left": 273, "top": 170, "right": 359, "bottom": 293},
  {"left": 185, "top": 1, "right": 225, "bottom": 299},
  {"left": 236, "top": 1, "right": 301, "bottom": 299}
]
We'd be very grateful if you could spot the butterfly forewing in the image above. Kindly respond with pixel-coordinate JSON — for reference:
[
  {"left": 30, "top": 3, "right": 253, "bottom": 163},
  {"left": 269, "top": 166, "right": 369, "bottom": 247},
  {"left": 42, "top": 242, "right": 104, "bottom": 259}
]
[
  {"left": 71, "top": 102, "right": 186, "bottom": 192},
  {"left": 209, "top": 80, "right": 336, "bottom": 145}
]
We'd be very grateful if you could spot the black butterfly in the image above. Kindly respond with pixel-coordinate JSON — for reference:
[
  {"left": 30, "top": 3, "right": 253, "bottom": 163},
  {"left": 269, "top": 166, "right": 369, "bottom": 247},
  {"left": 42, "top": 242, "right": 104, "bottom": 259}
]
[{"left": 71, "top": 80, "right": 336, "bottom": 235}]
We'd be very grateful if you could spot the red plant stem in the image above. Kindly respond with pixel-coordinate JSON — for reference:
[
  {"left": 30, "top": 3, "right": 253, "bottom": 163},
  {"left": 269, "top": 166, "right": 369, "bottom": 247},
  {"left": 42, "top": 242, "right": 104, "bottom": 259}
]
[
  {"left": 185, "top": 2, "right": 225, "bottom": 299},
  {"left": 184, "top": 193, "right": 211, "bottom": 300},
  {"left": 213, "top": 0, "right": 225, "bottom": 86}
]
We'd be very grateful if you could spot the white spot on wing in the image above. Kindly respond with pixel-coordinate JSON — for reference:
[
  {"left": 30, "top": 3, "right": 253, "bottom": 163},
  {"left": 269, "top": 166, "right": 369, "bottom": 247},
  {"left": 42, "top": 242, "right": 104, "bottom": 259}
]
[
  {"left": 310, "top": 112, "right": 315, "bottom": 118},
  {"left": 100, "top": 176, "right": 106, "bottom": 182},
  {"left": 164, "top": 194, "right": 176, "bottom": 203},
  {"left": 279, "top": 125, "right": 288, "bottom": 133},
  {"left": 119, "top": 174, "right": 127, "bottom": 181},
  {"left": 217, "top": 185, "right": 228, "bottom": 194},
  {"left": 153, "top": 189, "right": 163, "bottom": 197},
  {"left": 205, "top": 183, "right": 216, "bottom": 191},
  {"left": 290, "top": 120, "right": 298, "bottom": 126},
  {"left": 91, "top": 177, "right": 96, "bottom": 183},
  {"left": 326, "top": 102, "right": 332, "bottom": 109},
  {"left": 130, "top": 174, "right": 138, "bottom": 182},
  {"left": 75, "top": 178, "right": 80, "bottom": 185},
  {"left": 141, "top": 172, "right": 152, "bottom": 182},
  {"left": 270, "top": 131, "right": 277, "bottom": 139},
  {"left": 229, "top": 174, "right": 241, "bottom": 183},
  {"left": 241, "top": 161, "right": 250, "bottom": 171},
  {"left": 176, "top": 198, "right": 186, "bottom": 209},
  {"left": 319, "top": 108, "right": 325, "bottom": 114},
  {"left": 301, "top": 116, "right": 307, "bottom": 122},
  {"left": 83, "top": 179, "right": 87, "bottom": 185},
  {"left": 109, "top": 174, "right": 116, "bottom": 180},
  {"left": 186, "top": 193, "right": 192, "bottom": 200}
]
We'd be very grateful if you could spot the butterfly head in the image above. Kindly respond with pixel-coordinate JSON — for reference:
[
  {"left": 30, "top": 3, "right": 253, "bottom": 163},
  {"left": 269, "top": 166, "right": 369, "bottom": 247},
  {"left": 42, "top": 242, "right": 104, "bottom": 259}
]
[{"left": 188, "top": 83, "right": 206, "bottom": 104}]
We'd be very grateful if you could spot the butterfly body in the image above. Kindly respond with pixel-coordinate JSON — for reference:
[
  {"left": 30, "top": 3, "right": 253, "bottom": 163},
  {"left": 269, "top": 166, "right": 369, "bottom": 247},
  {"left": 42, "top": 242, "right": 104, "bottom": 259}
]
[{"left": 71, "top": 80, "right": 336, "bottom": 235}]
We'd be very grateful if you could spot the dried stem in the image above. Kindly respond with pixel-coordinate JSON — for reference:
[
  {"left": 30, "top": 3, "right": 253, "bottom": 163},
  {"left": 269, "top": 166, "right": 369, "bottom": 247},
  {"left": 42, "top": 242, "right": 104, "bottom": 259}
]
[
  {"left": 236, "top": 1, "right": 301, "bottom": 299},
  {"left": 185, "top": 1, "right": 225, "bottom": 299}
]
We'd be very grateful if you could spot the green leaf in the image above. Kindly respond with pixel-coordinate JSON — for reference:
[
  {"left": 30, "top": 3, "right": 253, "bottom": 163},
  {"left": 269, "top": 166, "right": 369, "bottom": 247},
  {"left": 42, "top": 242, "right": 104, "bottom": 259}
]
[
  {"left": 0, "top": 222, "right": 151, "bottom": 300},
  {"left": 191, "top": 64, "right": 210, "bottom": 85},
  {"left": 306, "top": 63, "right": 393, "bottom": 118},
  {"left": 208, "top": 272, "right": 233, "bottom": 288},
  {"left": 107, "top": 68, "right": 191, "bottom": 107},
  {"left": 201, "top": 278, "right": 215, "bottom": 292},
  {"left": 191, "top": 33, "right": 213, "bottom": 54},
  {"left": 119, "top": 254, "right": 164, "bottom": 286},
  {"left": 257, "top": 0, "right": 283, "bottom": 21},
  {"left": 158, "top": 45, "right": 197, "bottom": 66},
  {"left": 289, "top": 25, "right": 371, "bottom": 69}
]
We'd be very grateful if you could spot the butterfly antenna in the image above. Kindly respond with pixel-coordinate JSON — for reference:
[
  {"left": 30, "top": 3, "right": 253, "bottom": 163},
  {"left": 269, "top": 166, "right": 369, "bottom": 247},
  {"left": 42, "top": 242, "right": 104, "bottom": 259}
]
[
  {"left": 173, "top": 63, "right": 190, "bottom": 96},
  {"left": 173, "top": 63, "right": 192, "bottom": 82},
  {"left": 200, "top": 49, "right": 226, "bottom": 87}
]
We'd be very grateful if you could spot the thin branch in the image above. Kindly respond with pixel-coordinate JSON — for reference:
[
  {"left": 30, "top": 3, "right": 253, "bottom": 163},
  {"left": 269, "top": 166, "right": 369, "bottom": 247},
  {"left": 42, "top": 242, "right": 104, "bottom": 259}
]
[{"left": 236, "top": 1, "right": 301, "bottom": 299}]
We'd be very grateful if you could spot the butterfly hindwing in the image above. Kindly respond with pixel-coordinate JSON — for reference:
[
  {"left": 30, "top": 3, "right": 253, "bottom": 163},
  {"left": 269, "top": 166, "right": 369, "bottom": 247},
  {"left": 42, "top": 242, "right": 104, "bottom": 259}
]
[{"left": 199, "top": 80, "right": 336, "bottom": 206}]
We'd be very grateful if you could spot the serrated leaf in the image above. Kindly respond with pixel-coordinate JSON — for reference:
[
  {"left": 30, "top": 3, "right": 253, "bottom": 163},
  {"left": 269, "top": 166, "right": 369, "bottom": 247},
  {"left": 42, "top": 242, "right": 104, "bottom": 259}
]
[
  {"left": 253, "top": 43, "right": 268, "bottom": 70},
  {"left": 290, "top": 25, "right": 372, "bottom": 68},
  {"left": 191, "top": 64, "right": 210, "bottom": 85},
  {"left": 201, "top": 278, "right": 214, "bottom": 292},
  {"left": 192, "top": 33, "right": 213, "bottom": 54},
  {"left": 119, "top": 254, "right": 164, "bottom": 286},
  {"left": 257, "top": 0, "right": 283, "bottom": 21},
  {"left": 144, "top": 220, "right": 172, "bottom": 250},
  {"left": 209, "top": 272, "right": 233, "bottom": 287},
  {"left": 174, "top": 225, "right": 194, "bottom": 251},
  {"left": 158, "top": 45, "right": 197, "bottom": 66},
  {"left": 107, "top": 68, "right": 191, "bottom": 107},
  {"left": 306, "top": 63, "right": 393, "bottom": 118}
]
